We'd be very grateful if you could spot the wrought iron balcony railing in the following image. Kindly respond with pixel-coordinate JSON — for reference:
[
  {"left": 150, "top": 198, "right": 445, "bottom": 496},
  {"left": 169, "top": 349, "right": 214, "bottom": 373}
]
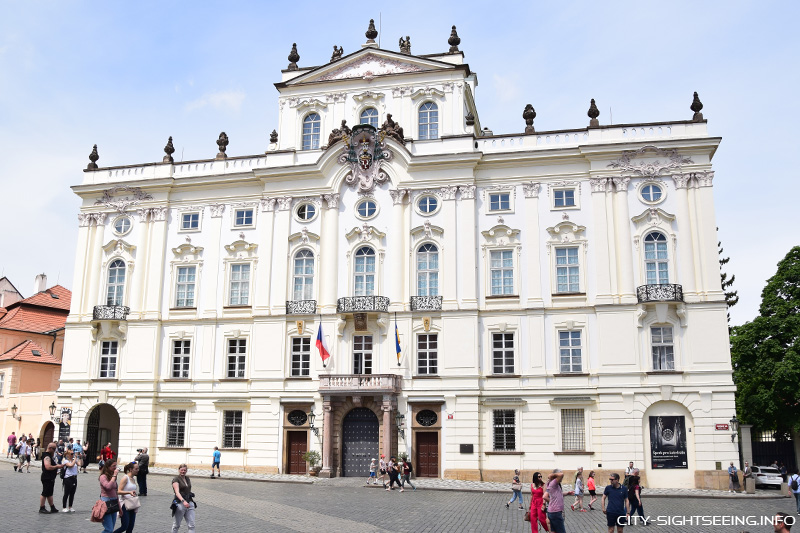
[
  {"left": 286, "top": 300, "right": 317, "bottom": 315},
  {"left": 410, "top": 296, "right": 443, "bottom": 311},
  {"left": 93, "top": 305, "right": 130, "bottom": 320},
  {"left": 318, "top": 374, "right": 402, "bottom": 395},
  {"left": 336, "top": 296, "right": 390, "bottom": 313},
  {"left": 636, "top": 284, "right": 684, "bottom": 303}
]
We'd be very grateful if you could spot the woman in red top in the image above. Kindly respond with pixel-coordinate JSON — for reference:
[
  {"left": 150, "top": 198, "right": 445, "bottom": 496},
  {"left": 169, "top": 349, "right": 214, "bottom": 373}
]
[
  {"left": 529, "top": 471, "right": 549, "bottom": 532},
  {"left": 587, "top": 470, "right": 597, "bottom": 510}
]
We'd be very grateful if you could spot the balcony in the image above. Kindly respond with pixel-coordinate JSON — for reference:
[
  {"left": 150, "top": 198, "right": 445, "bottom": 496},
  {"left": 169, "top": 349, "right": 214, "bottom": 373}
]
[
  {"left": 336, "top": 296, "right": 390, "bottom": 313},
  {"left": 93, "top": 305, "right": 130, "bottom": 320},
  {"left": 636, "top": 284, "right": 684, "bottom": 303},
  {"left": 410, "top": 296, "right": 443, "bottom": 311},
  {"left": 286, "top": 300, "right": 317, "bottom": 315},
  {"left": 318, "top": 374, "right": 402, "bottom": 395}
]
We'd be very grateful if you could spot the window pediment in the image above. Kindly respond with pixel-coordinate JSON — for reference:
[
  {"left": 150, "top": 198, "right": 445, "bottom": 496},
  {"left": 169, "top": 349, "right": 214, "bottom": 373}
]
[
  {"left": 287, "top": 98, "right": 328, "bottom": 112},
  {"left": 631, "top": 207, "right": 675, "bottom": 231},
  {"left": 411, "top": 221, "right": 444, "bottom": 245},
  {"left": 345, "top": 223, "right": 386, "bottom": 245},
  {"left": 481, "top": 224, "right": 521, "bottom": 247},
  {"left": 224, "top": 239, "right": 258, "bottom": 259},
  {"left": 103, "top": 239, "right": 136, "bottom": 258},
  {"left": 410, "top": 87, "right": 446, "bottom": 101},
  {"left": 171, "top": 243, "right": 204, "bottom": 262},
  {"left": 288, "top": 228, "right": 320, "bottom": 247},
  {"left": 546, "top": 221, "right": 586, "bottom": 243}
]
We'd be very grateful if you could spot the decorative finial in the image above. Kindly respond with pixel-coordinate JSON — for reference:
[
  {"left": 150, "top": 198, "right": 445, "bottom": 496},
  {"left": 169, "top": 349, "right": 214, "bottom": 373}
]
[
  {"left": 465, "top": 111, "right": 475, "bottom": 127},
  {"left": 522, "top": 104, "right": 536, "bottom": 134},
  {"left": 691, "top": 91, "right": 704, "bottom": 121},
  {"left": 163, "top": 136, "right": 175, "bottom": 163},
  {"left": 588, "top": 99, "right": 600, "bottom": 128},
  {"left": 448, "top": 25, "right": 461, "bottom": 53},
  {"left": 365, "top": 19, "right": 378, "bottom": 43},
  {"left": 287, "top": 43, "right": 300, "bottom": 71},
  {"left": 216, "top": 132, "right": 229, "bottom": 160},
  {"left": 399, "top": 36, "right": 411, "bottom": 54},
  {"left": 87, "top": 144, "right": 99, "bottom": 170},
  {"left": 330, "top": 45, "right": 343, "bottom": 62},
  {"left": 270, "top": 129, "right": 278, "bottom": 144}
]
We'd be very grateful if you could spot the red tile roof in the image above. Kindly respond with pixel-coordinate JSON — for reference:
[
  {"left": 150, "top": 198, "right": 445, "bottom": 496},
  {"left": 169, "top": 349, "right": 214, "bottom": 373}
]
[
  {"left": 0, "top": 340, "right": 61, "bottom": 365},
  {"left": 0, "top": 305, "right": 67, "bottom": 333},
  {"left": 18, "top": 285, "right": 71, "bottom": 311}
]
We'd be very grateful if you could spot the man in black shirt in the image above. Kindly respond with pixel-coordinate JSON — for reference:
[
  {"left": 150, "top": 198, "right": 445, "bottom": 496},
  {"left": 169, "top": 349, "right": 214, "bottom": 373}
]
[
  {"left": 39, "top": 442, "right": 65, "bottom": 513},
  {"left": 136, "top": 447, "right": 150, "bottom": 496}
]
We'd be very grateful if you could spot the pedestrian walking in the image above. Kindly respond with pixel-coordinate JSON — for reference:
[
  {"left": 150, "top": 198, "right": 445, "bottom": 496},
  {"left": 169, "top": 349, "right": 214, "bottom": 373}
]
[
  {"left": 98, "top": 459, "right": 120, "bottom": 533},
  {"left": 17, "top": 438, "right": 31, "bottom": 473},
  {"left": 602, "top": 473, "right": 629, "bottom": 533},
  {"left": 61, "top": 448, "right": 79, "bottom": 512},
  {"left": 507, "top": 469, "right": 524, "bottom": 509},
  {"left": 788, "top": 469, "right": 800, "bottom": 515},
  {"left": 627, "top": 474, "right": 645, "bottom": 525},
  {"left": 211, "top": 446, "right": 221, "bottom": 478},
  {"left": 623, "top": 462, "right": 634, "bottom": 487},
  {"left": 101, "top": 442, "right": 115, "bottom": 465},
  {"left": 780, "top": 462, "right": 788, "bottom": 482},
  {"left": 39, "top": 442, "right": 65, "bottom": 514},
  {"left": 529, "top": 472, "right": 549, "bottom": 532},
  {"left": 587, "top": 470, "right": 597, "bottom": 510},
  {"left": 171, "top": 463, "right": 196, "bottom": 532},
  {"left": 728, "top": 461, "right": 740, "bottom": 492},
  {"left": 135, "top": 447, "right": 149, "bottom": 495},
  {"left": 74, "top": 439, "right": 85, "bottom": 472},
  {"left": 385, "top": 456, "right": 404, "bottom": 491},
  {"left": 401, "top": 459, "right": 416, "bottom": 490},
  {"left": 367, "top": 458, "right": 377, "bottom": 485},
  {"left": 114, "top": 462, "right": 140, "bottom": 533},
  {"left": 6, "top": 431, "right": 16, "bottom": 457},
  {"left": 379, "top": 454, "right": 387, "bottom": 488},
  {"left": 543, "top": 469, "right": 566, "bottom": 533},
  {"left": 571, "top": 468, "right": 585, "bottom": 511}
]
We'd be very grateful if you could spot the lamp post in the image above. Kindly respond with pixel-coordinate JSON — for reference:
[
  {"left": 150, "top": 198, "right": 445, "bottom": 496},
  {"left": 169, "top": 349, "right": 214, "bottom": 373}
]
[
  {"left": 308, "top": 407, "right": 319, "bottom": 437},
  {"left": 49, "top": 401, "right": 58, "bottom": 423},
  {"left": 395, "top": 412, "right": 405, "bottom": 440},
  {"left": 11, "top": 403, "right": 21, "bottom": 421},
  {"left": 730, "top": 414, "right": 741, "bottom": 468}
]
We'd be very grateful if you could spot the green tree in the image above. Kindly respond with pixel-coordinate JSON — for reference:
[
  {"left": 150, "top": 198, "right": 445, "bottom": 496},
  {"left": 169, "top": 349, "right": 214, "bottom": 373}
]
[
  {"left": 731, "top": 246, "right": 800, "bottom": 433},
  {"left": 719, "top": 234, "right": 739, "bottom": 323}
]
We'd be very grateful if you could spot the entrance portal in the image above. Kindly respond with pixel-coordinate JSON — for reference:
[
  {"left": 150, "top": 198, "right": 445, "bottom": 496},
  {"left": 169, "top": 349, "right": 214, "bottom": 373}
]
[
  {"left": 416, "top": 432, "right": 439, "bottom": 477},
  {"left": 342, "top": 407, "right": 379, "bottom": 477},
  {"left": 85, "top": 403, "right": 120, "bottom": 464},
  {"left": 41, "top": 422, "right": 55, "bottom": 446},
  {"left": 287, "top": 431, "right": 308, "bottom": 475}
]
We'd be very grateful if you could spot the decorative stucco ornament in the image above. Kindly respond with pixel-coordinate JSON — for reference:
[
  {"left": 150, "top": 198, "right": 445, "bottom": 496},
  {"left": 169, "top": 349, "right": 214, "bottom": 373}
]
[
  {"left": 95, "top": 186, "right": 154, "bottom": 213},
  {"left": 607, "top": 145, "right": 693, "bottom": 177},
  {"left": 338, "top": 124, "right": 393, "bottom": 194}
]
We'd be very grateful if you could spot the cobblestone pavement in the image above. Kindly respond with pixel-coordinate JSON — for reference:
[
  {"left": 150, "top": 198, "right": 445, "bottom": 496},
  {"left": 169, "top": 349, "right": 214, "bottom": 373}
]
[{"left": 3, "top": 460, "right": 798, "bottom": 533}]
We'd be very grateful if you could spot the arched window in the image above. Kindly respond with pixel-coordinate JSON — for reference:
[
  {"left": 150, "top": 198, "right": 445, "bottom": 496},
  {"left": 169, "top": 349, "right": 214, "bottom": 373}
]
[
  {"left": 416, "top": 243, "right": 439, "bottom": 296},
  {"left": 106, "top": 260, "right": 126, "bottom": 306},
  {"left": 419, "top": 102, "right": 439, "bottom": 140},
  {"left": 302, "top": 113, "right": 321, "bottom": 150},
  {"left": 644, "top": 232, "right": 669, "bottom": 284},
  {"left": 293, "top": 250, "right": 314, "bottom": 301},
  {"left": 354, "top": 246, "right": 376, "bottom": 296},
  {"left": 360, "top": 108, "right": 378, "bottom": 128}
]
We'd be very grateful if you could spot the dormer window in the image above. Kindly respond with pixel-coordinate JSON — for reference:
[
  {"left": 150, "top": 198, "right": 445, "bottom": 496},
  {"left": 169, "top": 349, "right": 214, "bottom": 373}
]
[
  {"left": 302, "top": 113, "right": 321, "bottom": 150},
  {"left": 360, "top": 108, "right": 379, "bottom": 128},
  {"left": 419, "top": 102, "right": 439, "bottom": 140}
]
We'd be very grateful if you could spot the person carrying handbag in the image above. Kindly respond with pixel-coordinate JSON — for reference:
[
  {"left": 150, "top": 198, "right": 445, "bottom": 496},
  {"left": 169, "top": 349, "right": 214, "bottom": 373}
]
[
  {"left": 506, "top": 469, "right": 524, "bottom": 510},
  {"left": 113, "top": 462, "right": 140, "bottom": 533},
  {"left": 98, "top": 459, "right": 120, "bottom": 533}
]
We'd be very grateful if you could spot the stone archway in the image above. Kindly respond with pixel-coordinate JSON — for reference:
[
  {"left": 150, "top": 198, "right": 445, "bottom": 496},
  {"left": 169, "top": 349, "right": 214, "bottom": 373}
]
[
  {"left": 329, "top": 397, "right": 388, "bottom": 477},
  {"left": 40, "top": 422, "right": 55, "bottom": 446},
  {"left": 341, "top": 408, "right": 380, "bottom": 477},
  {"left": 84, "top": 403, "right": 120, "bottom": 464}
]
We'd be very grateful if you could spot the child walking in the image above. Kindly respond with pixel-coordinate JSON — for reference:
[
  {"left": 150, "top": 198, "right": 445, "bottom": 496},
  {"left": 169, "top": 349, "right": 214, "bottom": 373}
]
[
  {"left": 571, "top": 470, "right": 585, "bottom": 511},
  {"left": 587, "top": 470, "right": 597, "bottom": 510},
  {"left": 367, "top": 458, "right": 377, "bottom": 485}
]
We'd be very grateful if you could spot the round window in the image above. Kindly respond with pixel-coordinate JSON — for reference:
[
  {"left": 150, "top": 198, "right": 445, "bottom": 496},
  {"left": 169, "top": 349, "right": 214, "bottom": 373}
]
[
  {"left": 641, "top": 184, "right": 663, "bottom": 203},
  {"left": 296, "top": 203, "right": 316, "bottom": 221},
  {"left": 356, "top": 199, "right": 377, "bottom": 219},
  {"left": 418, "top": 196, "right": 438, "bottom": 214},
  {"left": 288, "top": 410, "right": 308, "bottom": 426},
  {"left": 113, "top": 216, "right": 132, "bottom": 235},
  {"left": 416, "top": 409, "right": 438, "bottom": 427}
]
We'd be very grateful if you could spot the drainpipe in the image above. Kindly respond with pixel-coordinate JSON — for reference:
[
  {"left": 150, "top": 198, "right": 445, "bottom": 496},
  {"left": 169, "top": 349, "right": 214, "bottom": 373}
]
[{"left": 47, "top": 327, "right": 65, "bottom": 357}]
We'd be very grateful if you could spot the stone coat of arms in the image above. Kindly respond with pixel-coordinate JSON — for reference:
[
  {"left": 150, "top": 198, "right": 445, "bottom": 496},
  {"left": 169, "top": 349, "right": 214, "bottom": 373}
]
[{"left": 338, "top": 124, "right": 392, "bottom": 194}]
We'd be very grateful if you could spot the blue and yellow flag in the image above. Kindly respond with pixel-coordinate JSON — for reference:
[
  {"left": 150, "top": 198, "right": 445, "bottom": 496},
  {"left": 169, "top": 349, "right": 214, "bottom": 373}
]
[{"left": 395, "top": 322, "right": 402, "bottom": 366}]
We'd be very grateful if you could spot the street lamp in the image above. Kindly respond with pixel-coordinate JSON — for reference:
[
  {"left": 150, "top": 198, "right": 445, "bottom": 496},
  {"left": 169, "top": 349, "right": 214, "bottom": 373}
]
[
  {"left": 49, "top": 401, "right": 57, "bottom": 420},
  {"left": 11, "top": 403, "right": 21, "bottom": 421},
  {"left": 730, "top": 415, "right": 739, "bottom": 443},
  {"left": 395, "top": 412, "right": 405, "bottom": 440},
  {"left": 308, "top": 407, "right": 319, "bottom": 437}
]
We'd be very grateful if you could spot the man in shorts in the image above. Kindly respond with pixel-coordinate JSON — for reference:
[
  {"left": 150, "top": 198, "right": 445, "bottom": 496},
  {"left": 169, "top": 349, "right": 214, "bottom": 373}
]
[
  {"left": 544, "top": 469, "right": 566, "bottom": 533},
  {"left": 367, "top": 458, "right": 377, "bottom": 485},
  {"left": 18, "top": 438, "right": 30, "bottom": 473},
  {"left": 211, "top": 446, "right": 221, "bottom": 478},
  {"left": 602, "top": 473, "right": 630, "bottom": 533},
  {"left": 6, "top": 431, "right": 16, "bottom": 458},
  {"left": 39, "top": 442, "right": 64, "bottom": 513}
]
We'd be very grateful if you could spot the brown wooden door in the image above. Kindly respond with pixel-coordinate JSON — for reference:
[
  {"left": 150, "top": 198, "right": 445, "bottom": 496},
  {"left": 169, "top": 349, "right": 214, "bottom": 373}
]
[
  {"left": 416, "top": 431, "right": 439, "bottom": 478},
  {"left": 287, "top": 431, "right": 307, "bottom": 474}
]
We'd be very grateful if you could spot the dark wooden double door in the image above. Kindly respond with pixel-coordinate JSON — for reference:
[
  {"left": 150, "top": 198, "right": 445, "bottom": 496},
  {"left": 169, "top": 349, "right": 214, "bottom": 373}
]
[
  {"left": 287, "top": 431, "right": 307, "bottom": 475},
  {"left": 416, "top": 431, "right": 439, "bottom": 478}
]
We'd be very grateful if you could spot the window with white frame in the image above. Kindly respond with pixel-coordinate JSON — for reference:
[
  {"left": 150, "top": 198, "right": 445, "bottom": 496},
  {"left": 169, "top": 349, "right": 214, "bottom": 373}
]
[
  {"left": 106, "top": 260, "right": 126, "bottom": 306},
  {"left": 644, "top": 232, "right": 669, "bottom": 284},
  {"left": 175, "top": 266, "right": 196, "bottom": 307},
  {"left": 227, "top": 339, "right": 246, "bottom": 378},
  {"left": 559, "top": 331, "right": 582, "bottom": 373},
  {"left": 417, "top": 195, "right": 438, "bottom": 214},
  {"left": 555, "top": 247, "right": 580, "bottom": 293},
  {"left": 360, "top": 107, "right": 379, "bottom": 128},
  {"left": 418, "top": 102, "right": 438, "bottom": 140},
  {"left": 112, "top": 216, "right": 132, "bottom": 236},
  {"left": 488, "top": 192, "right": 511, "bottom": 212},
  {"left": 302, "top": 113, "right": 321, "bottom": 150},
  {"left": 0, "top": 372, "right": 5, "bottom": 396},
  {"left": 229, "top": 264, "right": 250, "bottom": 305},
  {"left": 293, "top": 250, "right": 314, "bottom": 301},
  {"left": 651, "top": 326, "right": 675, "bottom": 370},
  {"left": 222, "top": 410, "right": 243, "bottom": 448},
  {"left": 493, "top": 409, "right": 516, "bottom": 451},
  {"left": 640, "top": 183, "right": 664, "bottom": 203},
  {"left": 356, "top": 198, "right": 378, "bottom": 219},
  {"left": 167, "top": 410, "right": 186, "bottom": 447},
  {"left": 416, "top": 243, "right": 439, "bottom": 296},
  {"left": 490, "top": 250, "right": 514, "bottom": 295},
  {"left": 233, "top": 208, "right": 254, "bottom": 227},
  {"left": 353, "top": 335, "right": 373, "bottom": 375},
  {"left": 354, "top": 247, "right": 376, "bottom": 296},
  {"left": 492, "top": 332, "right": 514, "bottom": 374},
  {"left": 417, "top": 334, "right": 438, "bottom": 375},
  {"left": 290, "top": 337, "right": 311, "bottom": 377},
  {"left": 181, "top": 212, "right": 200, "bottom": 231},
  {"left": 172, "top": 340, "right": 190, "bottom": 379},
  {"left": 561, "top": 408, "right": 585, "bottom": 451},
  {"left": 99, "top": 340, "right": 118, "bottom": 378},
  {"left": 553, "top": 188, "right": 576, "bottom": 208},
  {"left": 295, "top": 203, "right": 316, "bottom": 221}
]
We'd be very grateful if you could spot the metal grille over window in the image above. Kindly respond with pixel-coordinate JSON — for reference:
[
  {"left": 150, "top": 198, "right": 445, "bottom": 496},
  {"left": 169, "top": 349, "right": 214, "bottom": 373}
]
[
  {"left": 172, "top": 340, "right": 190, "bottom": 378},
  {"left": 417, "top": 334, "right": 438, "bottom": 375},
  {"left": 291, "top": 337, "right": 311, "bottom": 377},
  {"left": 559, "top": 331, "right": 582, "bottom": 373},
  {"left": 223, "top": 410, "right": 243, "bottom": 448},
  {"left": 492, "top": 333, "right": 514, "bottom": 374},
  {"left": 167, "top": 410, "right": 186, "bottom": 447},
  {"left": 353, "top": 335, "right": 373, "bottom": 375},
  {"left": 561, "top": 408, "right": 585, "bottom": 451},
  {"left": 493, "top": 409, "right": 516, "bottom": 451},
  {"left": 287, "top": 410, "right": 308, "bottom": 426},
  {"left": 416, "top": 409, "right": 438, "bottom": 427},
  {"left": 651, "top": 326, "right": 675, "bottom": 370},
  {"left": 227, "top": 339, "right": 246, "bottom": 378},
  {"left": 99, "top": 340, "right": 118, "bottom": 378}
]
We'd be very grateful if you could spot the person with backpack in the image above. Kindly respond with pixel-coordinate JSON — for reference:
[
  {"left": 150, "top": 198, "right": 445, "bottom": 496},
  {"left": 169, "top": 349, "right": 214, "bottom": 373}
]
[
  {"left": 727, "top": 461, "right": 740, "bottom": 492},
  {"left": 627, "top": 474, "right": 645, "bottom": 525},
  {"left": 401, "top": 458, "right": 416, "bottom": 490},
  {"left": 789, "top": 469, "right": 800, "bottom": 514}
]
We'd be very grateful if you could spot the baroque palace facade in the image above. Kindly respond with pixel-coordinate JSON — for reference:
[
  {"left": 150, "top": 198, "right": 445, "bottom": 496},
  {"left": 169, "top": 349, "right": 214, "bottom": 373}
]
[{"left": 59, "top": 21, "right": 736, "bottom": 488}]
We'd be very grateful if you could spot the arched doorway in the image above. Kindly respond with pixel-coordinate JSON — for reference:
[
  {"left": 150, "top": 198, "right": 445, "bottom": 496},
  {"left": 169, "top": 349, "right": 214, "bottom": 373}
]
[
  {"left": 85, "top": 403, "right": 120, "bottom": 464},
  {"left": 642, "top": 400, "right": 695, "bottom": 488},
  {"left": 342, "top": 407, "right": 379, "bottom": 477},
  {"left": 41, "top": 422, "right": 55, "bottom": 446}
]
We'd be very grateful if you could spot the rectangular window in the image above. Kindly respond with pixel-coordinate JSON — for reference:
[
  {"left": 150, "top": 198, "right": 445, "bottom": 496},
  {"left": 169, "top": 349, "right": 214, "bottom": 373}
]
[
  {"left": 651, "top": 326, "right": 675, "bottom": 370},
  {"left": 167, "top": 410, "right": 186, "bottom": 447},
  {"left": 490, "top": 250, "right": 514, "bottom": 295},
  {"left": 234, "top": 208, "right": 254, "bottom": 227},
  {"left": 222, "top": 410, "right": 243, "bottom": 448},
  {"left": 227, "top": 339, "right": 246, "bottom": 378},
  {"left": 559, "top": 331, "right": 582, "bottom": 373},
  {"left": 555, "top": 247, "right": 580, "bottom": 293},
  {"left": 488, "top": 192, "right": 510, "bottom": 211},
  {"left": 417, "top": 334, "right": 438, "bottom": 375},
  {"left": 229, "top": 264, "right": 250, "bottom": 305},
  {"left": 493, "top": 409, "right": 516, "bottom": 451},
  {"left": 492, "top": 332, "right": 514, "bottom": 374},
  {"left": 175, "top": 266, "right": 196, "bottom": 307},
  {"left": 561, "top": 408, "right": 585, "bottom": 451},
  {"left": 172, "top": 340, "right": 190, "bottom": 379},
  {"left": 291, "top": 337, "right": 311, "bottom": 377},
  {"left": 99, "top": 341, "right": 118, "bottom": 378},
  {"left": 181, "top": 212, "right": 199, "bottom": 230},
  {"left": 554, "top": 189, "right": 576, "bottom": 208},
  {"left": 353, "top": 335, "right": 373, "bottom": 375}
]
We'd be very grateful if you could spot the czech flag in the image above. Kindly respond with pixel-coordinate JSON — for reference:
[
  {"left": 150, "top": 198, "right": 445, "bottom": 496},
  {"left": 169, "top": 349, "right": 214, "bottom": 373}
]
[
  {"left": 395, "top": 323, "right": 402, "bottom": 366},
  {"left": 316, "top": 324, "right": 331, "bottom": 365}
]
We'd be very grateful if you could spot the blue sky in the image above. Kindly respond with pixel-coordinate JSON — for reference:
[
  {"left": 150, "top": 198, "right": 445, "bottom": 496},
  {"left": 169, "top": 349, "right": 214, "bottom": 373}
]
[{"left": 1, "top": 1, "right": 797, "bottom": 325}]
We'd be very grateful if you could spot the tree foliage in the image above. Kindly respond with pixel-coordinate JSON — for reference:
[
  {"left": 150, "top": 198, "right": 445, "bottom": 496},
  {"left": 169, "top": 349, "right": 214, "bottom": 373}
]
[
  {"left": 719, "top": 231, "right": 739, "bottom": 323},
  {"left": 731, "top": 246, "right": 800, "bottom": 433}
]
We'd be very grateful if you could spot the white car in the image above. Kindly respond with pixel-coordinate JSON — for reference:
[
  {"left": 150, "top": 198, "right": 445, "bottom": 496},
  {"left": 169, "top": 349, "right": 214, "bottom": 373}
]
[{"left": 751, "top": 466, "right": 783, "bottom": 488}]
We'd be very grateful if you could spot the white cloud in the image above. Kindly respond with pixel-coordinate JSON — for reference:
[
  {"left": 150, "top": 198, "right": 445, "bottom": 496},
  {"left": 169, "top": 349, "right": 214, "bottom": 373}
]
[
  {"left": 185, "top": 90, "right": 245, "bottom": 112},
  {"left": 492, "top": 73, "right": 522, "bottom": 104}
]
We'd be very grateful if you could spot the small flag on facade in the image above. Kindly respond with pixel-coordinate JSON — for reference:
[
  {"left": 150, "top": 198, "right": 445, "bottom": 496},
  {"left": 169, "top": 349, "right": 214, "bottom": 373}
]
[
  {"left": 316, "top": 324, "right": 331, "bottom": 366},
  {"left": 395, "top": 321, "right": 402, "bottom": 366}
]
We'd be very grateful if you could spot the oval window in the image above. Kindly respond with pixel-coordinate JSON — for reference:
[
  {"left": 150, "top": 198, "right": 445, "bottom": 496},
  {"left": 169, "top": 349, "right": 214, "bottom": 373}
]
[
  {"left": 418, "top": 196, "right": 438, "bottom": 214},
  {"left": 296, "top": 203, "right": 316, "bottom": 221},
  {"left": 357, "top": 199, "right": 377, "bottom": 219},
  {"left": 288, "top": 410, "right": 308, "bottom": 426},
  {"left": 416, "top": 409, "right": 438, "bottom": 427},
  {"left": 641, "top": 184, "right": 663, "bottom": 203},
  {"left": 113, "top": 216, "right": 132, "bottom": 235}
]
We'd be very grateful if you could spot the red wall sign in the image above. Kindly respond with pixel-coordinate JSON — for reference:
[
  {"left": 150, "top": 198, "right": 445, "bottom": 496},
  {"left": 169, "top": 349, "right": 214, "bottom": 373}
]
[{"left": 715, "top": 424, "right": 729, "bottom": 431}]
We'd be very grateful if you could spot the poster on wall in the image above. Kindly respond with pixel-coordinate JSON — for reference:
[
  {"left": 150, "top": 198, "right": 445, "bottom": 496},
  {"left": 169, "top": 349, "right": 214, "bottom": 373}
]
[
  {"left": 649, "top": 415, "right": 687, "bottom": 469},
  {"left": 58, "top": 407, "right": 72, "bottom": 441}
]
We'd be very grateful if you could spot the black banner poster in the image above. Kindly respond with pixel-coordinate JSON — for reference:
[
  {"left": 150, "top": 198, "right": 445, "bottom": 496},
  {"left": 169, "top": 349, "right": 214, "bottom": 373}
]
[
  {"left": 649, "top": 415, "right": 687, "bottom": 469},
  {"left": 58, "top": 407, "right": 72, "bottom": 441}
]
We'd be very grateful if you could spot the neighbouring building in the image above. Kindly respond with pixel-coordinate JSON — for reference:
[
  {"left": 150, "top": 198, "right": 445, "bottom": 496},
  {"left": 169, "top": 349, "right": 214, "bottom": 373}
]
[{"left": 58, "top": 21, "right": 737, "bottom": 488}]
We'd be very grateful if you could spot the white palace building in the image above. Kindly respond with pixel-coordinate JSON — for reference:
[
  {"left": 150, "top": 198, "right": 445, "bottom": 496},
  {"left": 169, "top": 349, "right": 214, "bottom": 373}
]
[{"left": 58, "top": 21, "right": 737, "bottom": 488}]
